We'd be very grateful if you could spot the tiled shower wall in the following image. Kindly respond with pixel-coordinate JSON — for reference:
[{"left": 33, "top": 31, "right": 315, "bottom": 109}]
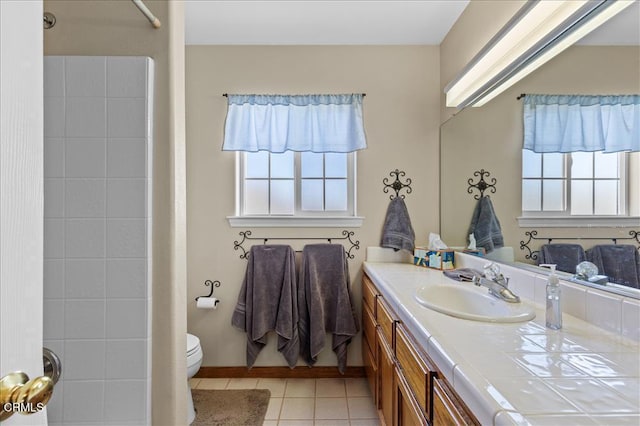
[{"left": 43, "top": 56, "right": 153, "bottom": 425}]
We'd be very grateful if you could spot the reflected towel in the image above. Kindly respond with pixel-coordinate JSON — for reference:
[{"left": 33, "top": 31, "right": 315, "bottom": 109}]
[
  {"left": 586, "top": 245, "right": 640, "bottom": 289},
  {"left": 538, "top": 244, "right": 586, "bottom": 274},
  {"left": 298, "top": 244, "right": 359, "bottom": 374},
  {"left": 468, "top": 196, "right": 503, "bottom": 254},
  {"left": 381, "top": 197, "right": 415, "bottom": 253},
  {"left": 231, "top": 245, "right": 299, "bottom": 368}
]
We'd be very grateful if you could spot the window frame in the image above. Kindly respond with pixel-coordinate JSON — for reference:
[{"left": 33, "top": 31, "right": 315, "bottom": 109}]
[
  {"left": 227, "top": 151, "right": 364, "bottom": 228},
  {"left": 518, "top": 150, "right": 639, "bottom": 228}
]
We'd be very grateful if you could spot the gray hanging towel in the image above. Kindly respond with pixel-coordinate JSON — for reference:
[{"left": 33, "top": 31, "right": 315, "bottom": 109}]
[
  {"left": 231, "top": 244, "right": 299, "bottom": 368},
  {"left": 468, "top": 196, "right": 504, "bottom": 254},
  {"left": 380, "top": 197, "right": 415, "bottom": 253},
  {"left": 586, "top": 245, "right": 640, "bottom": 289},
  {"left": 538, "top": 244, "right": 586, "bottom": 274},
  {"left": 298, "top": 244, "right": 359, "bottom": 374}
]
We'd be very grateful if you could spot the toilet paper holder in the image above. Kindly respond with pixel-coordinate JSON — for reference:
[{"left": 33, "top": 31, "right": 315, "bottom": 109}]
[{"left": 195, "top": 279, "right": 221, "bottom": 301}]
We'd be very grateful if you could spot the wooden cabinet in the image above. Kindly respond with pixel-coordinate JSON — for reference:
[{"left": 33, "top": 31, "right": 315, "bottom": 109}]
[{"left": 362, "top": 272, "right": 478, "bottom": 426}]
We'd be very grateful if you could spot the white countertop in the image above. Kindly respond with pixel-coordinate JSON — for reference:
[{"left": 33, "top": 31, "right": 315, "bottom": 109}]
[{"left": 363, "top": 261, "right": 640, "bottom": 426}]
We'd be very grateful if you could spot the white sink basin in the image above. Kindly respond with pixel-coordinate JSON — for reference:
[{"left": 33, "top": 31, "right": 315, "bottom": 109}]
[{"left": 414, "top": 285, "right": 536, "bottom": 323}]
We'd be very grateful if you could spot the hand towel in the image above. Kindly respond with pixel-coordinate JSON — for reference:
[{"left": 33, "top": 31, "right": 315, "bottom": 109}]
[
  {"left": 298, "top": 244, "right": 359, "bottom": 374},
  {"left": 586, "top": 245, "right": 640, "bottom": 289},
  {"left": 231, "top": 245, "right": 299, "bottom": 368},
  {"left": 538, "top": 244, "right": 586, "bottom": 274},
  {"left": 381, "top": 197, "right": 415, "bottom": 253},
  {"left": 468, "top": 196, "right": 504, "bottom": 254}
]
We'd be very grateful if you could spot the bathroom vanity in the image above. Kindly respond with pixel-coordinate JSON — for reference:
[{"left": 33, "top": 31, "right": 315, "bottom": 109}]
[{"left": 362, "top": 259, "right": 640, "bottom": 425}]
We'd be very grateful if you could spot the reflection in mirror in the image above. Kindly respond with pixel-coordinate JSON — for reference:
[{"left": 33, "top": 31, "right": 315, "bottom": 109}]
[{"left": 440, "top": 4, "right": 640, "bottom": 300}]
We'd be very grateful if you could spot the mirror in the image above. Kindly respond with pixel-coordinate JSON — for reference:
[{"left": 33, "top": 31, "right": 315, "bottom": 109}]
[{"left": 440, "top": 4, "right": 640, "bottom": 299}]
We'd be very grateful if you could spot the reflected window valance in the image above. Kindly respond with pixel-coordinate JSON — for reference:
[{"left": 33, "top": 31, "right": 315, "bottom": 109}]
[
  {"left": 222, "top": 94, "right": 367, "bottom": 153},
  {"left": 523, "top": 94, "right": 640, "bottom": 153}
]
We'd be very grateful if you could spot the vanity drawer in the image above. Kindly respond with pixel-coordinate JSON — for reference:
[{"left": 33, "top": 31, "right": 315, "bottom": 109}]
[
  {"left": 433, "top": 377, "right": 478, "bottom": 426},
  {"left": 362, "top": 274, "right": 378, "bottom": 318},
  {"left": 363, "top": 335, "right": 377, "bottom": 402},
  {"left": 362, "top": 303, "right": 376, "bottom": 357},
  {"left": 395, "top": 366, "right": 428, "bottom": 426},
  {"left": 376, "top": 296, "right": 396, "bottom": 348},
  {"left": 396, "top": 325, "right": 433, "bottom": 420}
]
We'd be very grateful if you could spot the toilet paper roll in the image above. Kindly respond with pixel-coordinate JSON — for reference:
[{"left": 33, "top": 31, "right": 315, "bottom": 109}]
[{"left": 196, "top": 297, "right": 219, "bottom": 309}]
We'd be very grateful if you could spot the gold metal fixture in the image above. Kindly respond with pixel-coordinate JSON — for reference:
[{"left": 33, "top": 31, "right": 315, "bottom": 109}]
[{"left": 0, "top": 371, "right": 54, "bottom": 421}]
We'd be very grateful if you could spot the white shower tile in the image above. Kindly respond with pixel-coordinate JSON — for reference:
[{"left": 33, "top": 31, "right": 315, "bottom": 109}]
[
  {"left": 66, "top": 97, "right": 106, "bottom": 137},
  {"left": 65, "top": 219, "right": 105, "bottom": 258},
  {"left": 106, "top": 300, "right": 147, "bottom": 338},
  {"left": 65, "top": 139, "right": 106, "bottom": 178},
  {"left": 65, "top": 300, "right": 105, "bottom": 339},
  {"left": 44, "top": 218, "right": 65, "bottom": 259},
  {"left": 65, "top": 179, "right": 106, "bottom": 218},
  {"left": 108, "top": 98, "right": 146, "bottom": 138},
  {"left": 107, "top": 179, "right": 146, "bottom": 218},
  {"left": 44, "top": 259, "right": 65, "bottom": 299},
  {"left": 44, "top": 56, "right": 64, "bottom": 97},
  {"left": 45, "top": 179, "right": 65, "bottom": 218},
  {"left": 105, "top": 340, "right": 147, "bottom": 379},
  {"left": 107, "top": 139, "right": 146, "bottom": 178},
  {"left": 107, "top": 219, "right": 146, "bottom": 258},
  {"left": 107, "top": 57, "right": 147, "bottom": 98},
  {"left": 44, "top": 300, "right": 65, "bottom": 339},
  {"left": 65, "top": 259, "right": 105, "bottom": 299},
  {"left": 63, "top": 381, "right": 104, "bottom": 423},
  {"left": 64, "top": 340, "right": 106, "bottom": 380},
  {"left": 106, "top": 259, "right": 146, "bottom": 298},
  {"left": 44, "top": 97, "right": 65, "bottom": 137},
  {"left": 45, "top": 380, "right": 63, "bottom": 423},
  {"left": 104, "top": 380, "right": 147, "bottom": 423},
  {"left": 65, "top": 56, "right": 106, "bottom": 97},
  {"left": 45, "top": 138, "right": 65, "bottom": 178}
]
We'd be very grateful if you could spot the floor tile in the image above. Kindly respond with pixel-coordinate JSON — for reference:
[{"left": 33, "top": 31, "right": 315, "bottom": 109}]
[
  {"left": 314, "top": 420, "right": 350, "bottom": 426},
  {"left": 276, "top": 421, "right": 314, "bottom": 426},
  {"left": 279, "top": 397, "right": 315, "bottom": 420},
  {"left": 262, "top": 421, "right": 278, "bottom": 426},
  {"left": 264, "top": 398, "right": 283, "bottom": 420},
  {"left": 350, "top": 419, "right": 381, "bottom": 426},
  {"left": 348, "top": 397, "right": 378, "bottom": 419},
  {"left": 226, "top": 377, "right": 258, "bottom": 389},
  {"left": 345, "top": 378, "right": 371, "bottom": 397},
  {"left": 315, "top": 397, "right": 349, "bottom": 419},
  {"left": 316, "top": 378, "right": 346, "bottom": 397},
  {"left": 258, "top": 378, "right": 287, "bottom": 397},
  {"left": 189, "top": 378, "right": 200, "bottom": 389},
  {"left": 284, "top": 378, "right": 316, "bottom": 397},
  {"left": 195, "top": 378, "right": 228, "bottom": 390}
]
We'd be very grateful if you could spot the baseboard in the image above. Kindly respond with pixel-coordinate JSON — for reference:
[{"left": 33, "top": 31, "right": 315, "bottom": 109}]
[{"left": 196, "top": 366, "right": 366, "bottom": 379}]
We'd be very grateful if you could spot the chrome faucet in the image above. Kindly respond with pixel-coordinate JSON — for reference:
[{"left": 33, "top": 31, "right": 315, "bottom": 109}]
[{"left": 472, "top": 263, "right": 521, "bottom": 303}]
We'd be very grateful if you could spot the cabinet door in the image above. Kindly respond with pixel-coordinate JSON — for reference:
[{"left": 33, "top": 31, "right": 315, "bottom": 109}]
[
  {"left": 395, "top": 367, "right": 428, "bottom": 426},
  {"left": 377, "top": 328, "right": 395, "bottom": 426},
  {"left": 363, "top": 326, "right": 377, "bottom": 401},
  {"left": 396, "top": 325, "right": 433, "bottom": 421},
  {"left": 433, "top": 377, "right": 474, "bottom": 426}
]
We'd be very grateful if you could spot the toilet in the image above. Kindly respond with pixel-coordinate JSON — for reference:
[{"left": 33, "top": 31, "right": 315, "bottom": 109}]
[{"left": 187, "top": 333, "right": 203, "bottom": 424}]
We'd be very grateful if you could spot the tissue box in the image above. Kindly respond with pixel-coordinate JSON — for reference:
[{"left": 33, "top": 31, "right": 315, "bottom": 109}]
[{"left": 413, "top": 247, "right": 455, "bottom": 270}]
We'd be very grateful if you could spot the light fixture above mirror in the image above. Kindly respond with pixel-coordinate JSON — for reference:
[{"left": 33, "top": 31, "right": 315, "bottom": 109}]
[{"left": 444, "top": 0, "right": 635, "bottom": 109}]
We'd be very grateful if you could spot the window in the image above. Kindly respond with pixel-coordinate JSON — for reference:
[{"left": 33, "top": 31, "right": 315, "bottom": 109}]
[{"left": 229, "top": 151, "right": 362, "bottom": 227}]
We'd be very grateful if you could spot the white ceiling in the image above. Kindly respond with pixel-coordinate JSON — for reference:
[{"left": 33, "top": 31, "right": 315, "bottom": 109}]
[{"left": 184, "top": 0, "right": 640, "bottom": 46}]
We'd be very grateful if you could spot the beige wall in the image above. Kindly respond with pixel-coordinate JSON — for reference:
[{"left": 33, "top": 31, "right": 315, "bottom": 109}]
[
  {"left": 440, "top": 46, "right": 640, "bottom": 262},
  {"left": 186, "top": 45, "right": 440, "bottom": 367},
  {"left": 43, "top": 1, "right": 187, "bottom": 423}
]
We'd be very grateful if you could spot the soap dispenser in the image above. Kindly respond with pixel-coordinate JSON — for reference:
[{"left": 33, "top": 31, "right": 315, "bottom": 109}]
[{"left": 540, "top": 264, "right": 562, "bottom": 330}]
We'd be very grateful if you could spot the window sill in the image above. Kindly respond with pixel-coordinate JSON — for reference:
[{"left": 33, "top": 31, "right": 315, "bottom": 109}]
[
  {"left": 517, "top": 215, "right": 640, "bottom": 228},
  {"left": 227, "top": 215, "right": 364, "bottom": 228}
]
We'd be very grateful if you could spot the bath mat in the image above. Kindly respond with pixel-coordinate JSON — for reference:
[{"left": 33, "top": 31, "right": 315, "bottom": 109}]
[{"left": 192, "top": 389, "right": 271, "bottom": 426}]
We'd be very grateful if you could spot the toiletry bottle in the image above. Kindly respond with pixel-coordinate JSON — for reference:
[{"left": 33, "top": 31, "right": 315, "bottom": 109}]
[{"left": 540, "top": 264, "right": 562, "bottom": 330}]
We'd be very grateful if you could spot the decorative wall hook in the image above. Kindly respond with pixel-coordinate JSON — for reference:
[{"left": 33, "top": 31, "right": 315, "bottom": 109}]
[
  {"left": 195, "top": 280, "right": 221, "bottom": 301},
  {"left": 383, "top": 169, "right": 412, "bottom": 200},
  {"left": 467, "top": 169, "right": 497, "bottom": 200}
]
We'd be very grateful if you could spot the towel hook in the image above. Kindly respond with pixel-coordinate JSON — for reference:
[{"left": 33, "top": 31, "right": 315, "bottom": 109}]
[
  {"left": 383, "top": 169, "right": 412, "bottom": 200},
  {"left": 195, "top": 280, "right": 221, "bottom": 301},
  {"left": 467, "top": 169, "right": 497, "bottom": 200}
]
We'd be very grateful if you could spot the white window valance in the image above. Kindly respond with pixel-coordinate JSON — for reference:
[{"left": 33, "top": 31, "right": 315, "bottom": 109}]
[
  {"left": 523, "top": 94, "right": 640, "bottom": 153},
  {"left": 222, "top": 94, "right": 367, "bottom": 153}
]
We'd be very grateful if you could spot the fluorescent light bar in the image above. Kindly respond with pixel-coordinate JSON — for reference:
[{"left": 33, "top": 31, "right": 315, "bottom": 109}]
[{"left": 445, "top": 0, "right": 635, "bottom": 109}]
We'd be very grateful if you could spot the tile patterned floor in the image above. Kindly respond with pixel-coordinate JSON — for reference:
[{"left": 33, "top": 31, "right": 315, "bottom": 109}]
[{"left": 190, "top": 377, "right": 381, "bottom": 426}]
